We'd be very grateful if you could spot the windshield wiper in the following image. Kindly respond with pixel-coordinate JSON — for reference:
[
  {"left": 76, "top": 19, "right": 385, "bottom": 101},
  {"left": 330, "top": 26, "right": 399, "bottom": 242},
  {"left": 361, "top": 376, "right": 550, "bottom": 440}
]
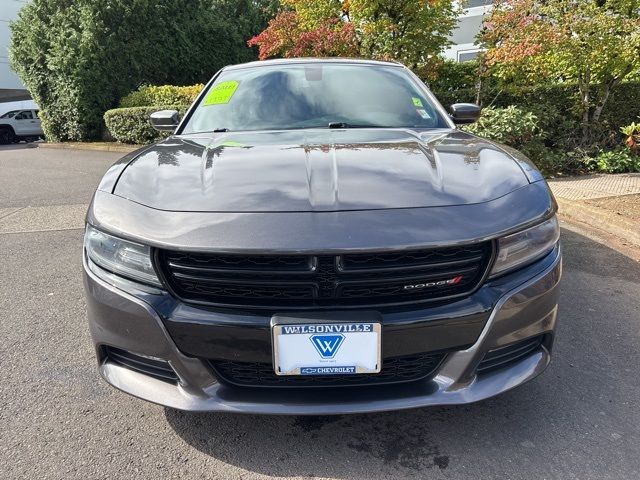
[
  {"left": 328, "top": 122, "right": 388, "bottom": 129},
  {"left": 213, "top": 127, "right": 230, "bottom": 132}
]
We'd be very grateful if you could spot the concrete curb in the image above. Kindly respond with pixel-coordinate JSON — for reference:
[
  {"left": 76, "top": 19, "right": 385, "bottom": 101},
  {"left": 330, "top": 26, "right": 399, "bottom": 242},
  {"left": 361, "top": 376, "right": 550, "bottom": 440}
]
[
  {"left": 38, "top": 142, "right": 141, "bottom": 154},
  {"left": 557, "top": 197, "right": 640, "bottom": 247}
]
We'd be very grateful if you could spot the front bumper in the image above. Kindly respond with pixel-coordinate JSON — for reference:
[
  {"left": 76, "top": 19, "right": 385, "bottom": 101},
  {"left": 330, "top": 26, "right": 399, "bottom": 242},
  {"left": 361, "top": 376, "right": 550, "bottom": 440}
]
[{"left": 84, "top": 247, "right": 561, "bottom": 415}]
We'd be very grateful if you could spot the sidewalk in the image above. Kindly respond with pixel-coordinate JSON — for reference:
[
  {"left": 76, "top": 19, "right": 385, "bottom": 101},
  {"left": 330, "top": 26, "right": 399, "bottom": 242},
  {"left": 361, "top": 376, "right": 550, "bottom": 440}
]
[
  {"left": 38, "top": 141, "right": 141, "bottom": 153},
  {"left": 548, "top": 173, "right": 640, "bottom": 247}
]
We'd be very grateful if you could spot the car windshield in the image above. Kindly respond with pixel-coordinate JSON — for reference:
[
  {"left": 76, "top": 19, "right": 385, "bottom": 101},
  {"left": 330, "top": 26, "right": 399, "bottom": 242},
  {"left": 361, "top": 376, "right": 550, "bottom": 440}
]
[{"left": 181, "top": 63, "right": 450, "bottom": 134}]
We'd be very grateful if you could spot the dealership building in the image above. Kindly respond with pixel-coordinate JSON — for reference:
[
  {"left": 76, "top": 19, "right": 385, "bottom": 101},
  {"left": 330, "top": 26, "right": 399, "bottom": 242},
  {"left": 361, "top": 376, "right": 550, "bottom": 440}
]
[{"left": 443, "top": 0, "right": 493, "bottom": 62}]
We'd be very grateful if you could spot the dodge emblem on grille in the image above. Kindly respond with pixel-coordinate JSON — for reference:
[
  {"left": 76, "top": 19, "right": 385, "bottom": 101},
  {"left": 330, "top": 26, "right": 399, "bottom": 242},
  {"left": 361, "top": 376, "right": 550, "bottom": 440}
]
[{"left": 403, "top": 275, "right": 464, "bottom": 290}]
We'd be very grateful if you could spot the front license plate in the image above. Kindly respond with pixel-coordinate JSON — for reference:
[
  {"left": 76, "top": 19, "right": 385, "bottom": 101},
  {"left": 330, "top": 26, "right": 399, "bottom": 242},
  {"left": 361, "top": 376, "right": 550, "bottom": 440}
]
[{"left": 272, "top": 322, "right": 381, "bottom": 376}]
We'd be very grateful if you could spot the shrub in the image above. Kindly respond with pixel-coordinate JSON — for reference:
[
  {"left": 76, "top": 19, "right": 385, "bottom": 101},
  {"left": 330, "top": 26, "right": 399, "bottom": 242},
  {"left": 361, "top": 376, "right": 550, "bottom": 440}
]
[
  {"left": 463, "top": 106, "right": 541, "bottom": 147},
  {"left": 433, "top": 82, "right": 640, "bottom": 153},
  {"left": 428, "top": 59, "right": 479, "bottom": 92},
  {"left": 463, "top": 106, "right": 554, "bottom": 172},
  {"left": 621, "top": 122, "right": 640, "bottom": 155},
  {"left": 587, "top": 149, "right": 640, "bottom": 174},
  {"left": 432, "top": 81, "right": 640, "bottom": 175},
  {"left": 9, "top": 0, "right": 268, "bottom": 141},
  {"left": 435, "top": 85, "right": 581, "bottom": 153},
  {"left": 120, "top": 85, "right": 204, "bottom": 108},
  {"left": 104, "top": 106, "right": 187, "bottom": 144},
  {"left": 540, "top": 148, "right": 640, "bottom": 176},
  {"left": 541, "top": 149, "right": 598, "bottom": 177}
]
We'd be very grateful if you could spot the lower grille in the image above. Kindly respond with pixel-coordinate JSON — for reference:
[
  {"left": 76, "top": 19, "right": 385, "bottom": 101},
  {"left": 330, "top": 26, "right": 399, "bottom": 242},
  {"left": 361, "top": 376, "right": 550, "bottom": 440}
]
[
  {"left": 210, "top": 352, "right": 448, "bottom": 387},
  {"left": 156, "top": 242, "right": 493, "bottom": 310},
  {"left": 476, "top": 335, "right": 545, "bottom": 374},
  {"left": 103, "top": 346, "right": 178, "bottom": 383}
]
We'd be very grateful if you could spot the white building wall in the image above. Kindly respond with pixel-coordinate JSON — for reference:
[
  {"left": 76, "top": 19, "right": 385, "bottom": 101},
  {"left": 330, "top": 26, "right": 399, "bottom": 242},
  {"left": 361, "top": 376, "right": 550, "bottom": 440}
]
[
  {"left": 443, "top": 1, "right": 493, "bottom": 62},
  {"left": 1, "top": 0, "right": 28, "bottom": 90}
]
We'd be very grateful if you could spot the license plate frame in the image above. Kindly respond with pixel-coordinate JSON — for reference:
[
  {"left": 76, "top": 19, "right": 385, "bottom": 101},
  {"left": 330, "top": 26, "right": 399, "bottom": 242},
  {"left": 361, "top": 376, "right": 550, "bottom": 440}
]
[{"left": 272, "top": 318, "right": 382, "bottom": 376}]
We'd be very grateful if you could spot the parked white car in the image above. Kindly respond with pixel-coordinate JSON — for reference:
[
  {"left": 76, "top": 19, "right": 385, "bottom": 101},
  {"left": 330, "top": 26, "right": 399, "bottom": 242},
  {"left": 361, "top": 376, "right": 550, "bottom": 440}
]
[{"left": 0, "top": 109, "right": 45, "bottom": 144}]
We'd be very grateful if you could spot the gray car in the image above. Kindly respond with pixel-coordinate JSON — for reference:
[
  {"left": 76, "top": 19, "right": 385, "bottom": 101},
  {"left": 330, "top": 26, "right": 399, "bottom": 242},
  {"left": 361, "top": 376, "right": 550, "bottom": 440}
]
[{"left": 83, "top": 58, "right": 561, "bottom": 414}]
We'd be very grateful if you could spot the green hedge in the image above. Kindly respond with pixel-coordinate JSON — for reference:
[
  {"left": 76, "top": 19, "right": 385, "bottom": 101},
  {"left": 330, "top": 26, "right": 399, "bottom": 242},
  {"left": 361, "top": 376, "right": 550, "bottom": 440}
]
[
  {"left": 433, "top": 81, "right": 640, "bottom": 175},
  {"left": 428, "top": 59, "right": 484, "bottom": 94},
  {"left": 433, "top": 82, "right": 640, "bottom": 153},
  {"left": 10, "top": 0, "right": 269, "bottom": 141},
  {"left": 104, "top": 105, "right": 187, "bottom": 144},
  {"left": 120, "top": 85, "right": 204, "bottom": 108}
]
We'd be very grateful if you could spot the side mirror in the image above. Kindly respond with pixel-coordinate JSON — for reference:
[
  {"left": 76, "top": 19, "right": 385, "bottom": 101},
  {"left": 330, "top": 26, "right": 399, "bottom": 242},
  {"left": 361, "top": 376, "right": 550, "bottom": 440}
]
[
  {"left": 150, "top": 110, "right": 180, "bottom": 131},
  {"left": 449, "top": 103, "right": 481, "bottom": 124}
]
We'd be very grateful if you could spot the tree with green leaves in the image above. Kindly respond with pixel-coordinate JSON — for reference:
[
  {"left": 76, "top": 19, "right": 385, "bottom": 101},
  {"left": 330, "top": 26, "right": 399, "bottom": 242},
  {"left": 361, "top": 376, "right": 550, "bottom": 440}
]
[
  {"left": 248, "top": 0, "right": 459, "bottom": 76},
  {"left": 480, "top": 0, "right": 640, "bottom": 146},
  {"left": 10, "top": 0, "right": 271, "bottom": 141}
]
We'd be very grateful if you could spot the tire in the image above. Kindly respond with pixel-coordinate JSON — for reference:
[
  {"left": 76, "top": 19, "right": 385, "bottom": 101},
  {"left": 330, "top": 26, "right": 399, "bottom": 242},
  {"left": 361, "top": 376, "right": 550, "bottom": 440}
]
[{"left": 0, "top": 127, "right": 15, "bottom": 145}]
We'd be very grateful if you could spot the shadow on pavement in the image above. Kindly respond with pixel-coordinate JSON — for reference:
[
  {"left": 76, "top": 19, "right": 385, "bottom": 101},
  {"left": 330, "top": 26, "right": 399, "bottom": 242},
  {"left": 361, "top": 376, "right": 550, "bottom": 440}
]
[{"left": 164, "top": 228, "right": 640, "bottom": 479}]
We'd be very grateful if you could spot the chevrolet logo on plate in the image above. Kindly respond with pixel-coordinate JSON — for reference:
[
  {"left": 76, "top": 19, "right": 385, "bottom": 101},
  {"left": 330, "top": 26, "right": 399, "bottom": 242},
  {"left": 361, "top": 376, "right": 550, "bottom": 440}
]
[{"left": 310, "top": 334, "right": 345, "bottom": 359}]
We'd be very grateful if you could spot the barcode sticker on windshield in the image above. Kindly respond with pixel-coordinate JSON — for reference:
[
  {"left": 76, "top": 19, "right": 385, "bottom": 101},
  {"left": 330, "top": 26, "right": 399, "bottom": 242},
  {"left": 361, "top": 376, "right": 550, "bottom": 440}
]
[{"left": 204, "top": 81, "right": 239, "bottom": 105}]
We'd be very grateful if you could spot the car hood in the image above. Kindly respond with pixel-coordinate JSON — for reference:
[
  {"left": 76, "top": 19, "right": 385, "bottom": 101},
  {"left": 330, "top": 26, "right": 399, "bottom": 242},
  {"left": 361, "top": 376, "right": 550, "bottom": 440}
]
[{"left": 112, "top": 129, "right": 530, "bottom": 212}]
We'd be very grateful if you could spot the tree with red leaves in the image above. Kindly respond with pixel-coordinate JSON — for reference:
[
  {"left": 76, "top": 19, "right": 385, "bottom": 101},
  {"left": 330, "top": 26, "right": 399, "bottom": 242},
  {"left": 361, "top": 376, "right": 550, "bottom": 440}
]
[
  {"left": 481, "top": 0, "right": 640, "bottom": 146},
  {"left": 248, "top": 0, "right": 459, "bottom": 74},
  {"left": 248, "top": 10, "right": 359, "bottom": 59}
]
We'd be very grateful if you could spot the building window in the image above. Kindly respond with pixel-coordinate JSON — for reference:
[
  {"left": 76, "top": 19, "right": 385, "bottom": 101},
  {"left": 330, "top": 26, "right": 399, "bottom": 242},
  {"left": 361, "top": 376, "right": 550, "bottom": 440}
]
[{"left": 457, "top": 50, "right": 481, "bottom": 62}]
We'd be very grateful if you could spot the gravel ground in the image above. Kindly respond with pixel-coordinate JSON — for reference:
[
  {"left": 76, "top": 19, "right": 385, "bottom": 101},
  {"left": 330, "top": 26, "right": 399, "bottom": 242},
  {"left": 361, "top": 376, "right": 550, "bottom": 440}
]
[
  {"left": 1, "top": 144, "right": 639, "bottom": 480},
  {"left": 584, "top": 194, "right": 640, "bottom": 222}
]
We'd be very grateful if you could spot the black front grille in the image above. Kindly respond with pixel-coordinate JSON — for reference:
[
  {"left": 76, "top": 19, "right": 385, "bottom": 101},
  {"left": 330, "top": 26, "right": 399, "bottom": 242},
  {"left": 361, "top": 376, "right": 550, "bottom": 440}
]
[
  {"left": 103, "top": 346, "right": 178, "bottom": 383},
  {"left": 156, "top": 243, "right": 493, "bottom": 310},
  {"left": 210, "top": 352, "right": 447, "bottom": 387},
  {"left": 476, "top": 335, "right": 545, "bottom": 374}
]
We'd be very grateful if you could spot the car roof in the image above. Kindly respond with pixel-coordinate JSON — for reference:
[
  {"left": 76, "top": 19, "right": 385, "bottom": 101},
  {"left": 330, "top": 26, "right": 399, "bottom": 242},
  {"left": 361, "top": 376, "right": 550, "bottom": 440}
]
[{"left": 223, "top": 57, "right": 406, "bottom": 72}]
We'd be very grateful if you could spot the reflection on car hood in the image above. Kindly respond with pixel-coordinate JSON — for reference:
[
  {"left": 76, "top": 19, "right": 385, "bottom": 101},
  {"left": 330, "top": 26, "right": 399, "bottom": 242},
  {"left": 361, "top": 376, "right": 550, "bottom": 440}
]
[{"left": 112, "top": 129, "right": 530, "bottom": 212}]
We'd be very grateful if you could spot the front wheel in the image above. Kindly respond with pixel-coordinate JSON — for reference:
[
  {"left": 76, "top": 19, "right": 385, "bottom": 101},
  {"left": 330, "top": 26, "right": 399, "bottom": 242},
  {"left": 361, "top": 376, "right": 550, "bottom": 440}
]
[{"left": 0, "top": 128, "right": 16, "bottom": 145}]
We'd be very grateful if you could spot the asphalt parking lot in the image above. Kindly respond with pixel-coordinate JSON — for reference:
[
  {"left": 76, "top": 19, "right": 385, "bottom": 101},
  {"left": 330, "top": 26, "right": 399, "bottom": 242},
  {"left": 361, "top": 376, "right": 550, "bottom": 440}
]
[{"left": 1, "top": 144, "right": 639, "bottom": 480}]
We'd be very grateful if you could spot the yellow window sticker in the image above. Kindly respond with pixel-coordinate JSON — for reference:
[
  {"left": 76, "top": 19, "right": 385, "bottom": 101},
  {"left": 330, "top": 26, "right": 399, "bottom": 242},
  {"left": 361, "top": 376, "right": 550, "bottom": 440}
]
[
  {"left": 203, "top": 81, "right": 239, "bottom": 105},
  {"left": 412, "top": 97, "right": 423, "bottom": 107},
  {"left": 221, "top": 140, "right": 247, "bottom": 148}
]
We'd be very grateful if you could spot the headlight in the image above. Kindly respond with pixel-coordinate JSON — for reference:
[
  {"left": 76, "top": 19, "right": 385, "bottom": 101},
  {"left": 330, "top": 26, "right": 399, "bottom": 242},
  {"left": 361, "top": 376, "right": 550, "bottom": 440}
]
[
  {"left": 490, "top": 216, "right": 560, "bottom": 277},
  {"left": 84, "top": 225, "right": 162, "bottom": 286}
]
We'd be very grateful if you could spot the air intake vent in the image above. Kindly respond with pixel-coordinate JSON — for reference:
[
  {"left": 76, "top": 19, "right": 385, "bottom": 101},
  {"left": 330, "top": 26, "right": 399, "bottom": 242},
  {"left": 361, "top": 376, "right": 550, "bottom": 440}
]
[
  {"left": 210, "top": 351, "right": 448, "bottom": 388},
  {"left": 476, "top": 335, "right": 545, "bottom": 374},
  {"left": 156, "top": 243, "right": 493, "bottom": 310},
  {"left": 103, "top": 346, "right": 178, "bottom": 383}
]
